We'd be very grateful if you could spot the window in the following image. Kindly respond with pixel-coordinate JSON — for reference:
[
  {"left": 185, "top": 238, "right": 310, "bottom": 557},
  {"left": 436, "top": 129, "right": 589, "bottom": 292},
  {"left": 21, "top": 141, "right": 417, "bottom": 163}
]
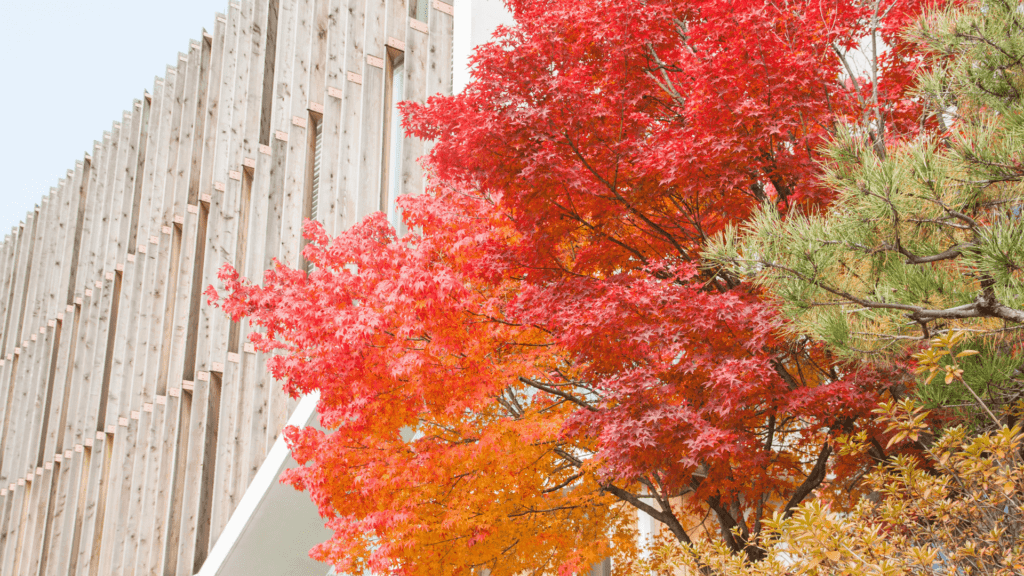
[
  {"left": 311, "top": 117, "right": 323, "bottom": 224},
  {"left": 409, "top": 0, "right": 429, "bottom": 22},
  {"left": 381, "top": 48, "right": 405, "bottom": 230},
  {"left": 229, "top": 167, "right": 254, "bottom": 353},
  {"left": 303, "top": 113, "right": 323, "bottom": 274},
  {"left": 258, "top": 0, "right": 282, "bottom": 146}
]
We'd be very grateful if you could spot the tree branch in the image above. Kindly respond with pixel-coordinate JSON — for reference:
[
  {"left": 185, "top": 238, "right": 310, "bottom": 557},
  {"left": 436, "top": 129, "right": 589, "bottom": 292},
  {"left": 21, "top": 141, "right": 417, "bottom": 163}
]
[
  {"left": 520, "top": 377, "right": 597, "bottom": 412},
  {"left": 782, "top": 442, "right": 832, "bottom": 519},
  {"left": 747, "top": 258, "right": 1024, "bottom": 328},
  {"left": 600, "top": 483, "right": 694, "bottom": 546}
]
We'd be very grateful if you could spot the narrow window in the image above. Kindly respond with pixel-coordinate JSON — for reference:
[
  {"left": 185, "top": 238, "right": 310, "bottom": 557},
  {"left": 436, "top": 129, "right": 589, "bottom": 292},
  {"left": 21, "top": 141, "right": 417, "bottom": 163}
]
[
  {"left": 183, "top": 202, "right": 210, "bottom": 381},
  {"left": 193, "top": 372, "right": 221, "bottom": 571},
  {"left": 380, "top": 48, "right": 405, "bottom": 229},
  {"left": 312, "top": 119, "right": 323, "bottom": 223},
  {"left": 189, "top": 36, "right": 215, "bottom": 206},
  {"left": 228, "top": 168, "right": 254, "bottom": 354},
  {"left": 65, "top": 157, "right": 91, "bottom": 306},
  {"left": 54, "top": 303, "right": 82, "bottom": 451},
  {"left": 36, "top": 316, "right": 64, "bottom": 464},
  {"left": 67, "top": 445, "right": 92, "bottom": 571},
  {"left": 89, "top": 435, "right": 115, "bottom": 572},
  {"left": 162, "top": 388, "right": 193, "bottom": 576},
  {"left": 157, "top": 224, "right": 183, "bottom": 396},
  {"left": 302, "top": 112, "right": 323, "bottom": 274},
  {"left": 258, "top": 0, "right": 282, "bottom": 146},
  {"left": 409, "top": 0, "right": 429, "bottom": 21},
  {"left": 37, "top": 456, "right": 61, "bottom": 576},
  {"left": 96, "top": 270, "right": 123, "bottom": 432}
]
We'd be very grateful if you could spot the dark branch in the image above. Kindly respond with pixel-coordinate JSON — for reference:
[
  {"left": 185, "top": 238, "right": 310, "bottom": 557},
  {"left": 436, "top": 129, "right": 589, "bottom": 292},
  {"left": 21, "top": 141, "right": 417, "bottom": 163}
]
[
  {"left": 519, "top": 377, "right": 597, "bottom": 412},
  {"left": 782, "top": 442, "right": 832, "bottom": 519}
]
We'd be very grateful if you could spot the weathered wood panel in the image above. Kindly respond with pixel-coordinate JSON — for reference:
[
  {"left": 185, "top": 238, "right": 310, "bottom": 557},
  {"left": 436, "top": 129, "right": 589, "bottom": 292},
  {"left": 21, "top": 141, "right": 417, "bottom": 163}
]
[{"left": 0, "top": 0, "right": 457, "bottom": 573}]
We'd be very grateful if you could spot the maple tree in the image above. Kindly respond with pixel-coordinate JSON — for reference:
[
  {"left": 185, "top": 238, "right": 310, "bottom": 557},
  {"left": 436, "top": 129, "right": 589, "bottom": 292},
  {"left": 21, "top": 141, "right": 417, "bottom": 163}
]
[{"left": 210, "top": 0, "right": 935, "bottom": 573}]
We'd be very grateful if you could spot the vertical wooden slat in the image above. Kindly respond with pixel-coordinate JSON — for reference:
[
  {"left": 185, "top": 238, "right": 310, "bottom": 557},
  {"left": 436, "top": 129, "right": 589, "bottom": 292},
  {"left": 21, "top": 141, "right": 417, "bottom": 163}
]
[
  {"left": 163, "top": 40, "right": 206, "bottom": 397},
  {"left": 44, "top": 305, "right": 81, "bottom": 576},
  {"left": 74, "top": 118, "right": 126, "bottom": 576},
  {"left": 319, "top": 0, "right": 350, "bottom": 234},
  {"left": 268, "top": 0, "right": 316, "bottom": 456},
  {"left": 239, "top": 0, "right": 300, "bottom": 496},
  {"left": 121, "top": 73, "right": 174, "bottom": 576},
  {"left": 96, "top": 93, "right": 154, "bottom": 576},
  {"left": 17, "top": 196, "right": 56, "bottom": 470},
  {"left": 399, "top": 0, "right": 430, "bottom": 233},
  {"left": 172, "top": 12, "right": 233, "bottom": 572},
  {"left": 0, "top": 236, "right": 17, "bottom": 351},
  {"left": 206, "top": 1, "right": 253, "bottom": 544},
  {"left": 59, "top": 138, "right": 108, "bottom": 576},
  {"left": 0, "top": 207, "right": 41, "bottom": 576},
  {"left": 229, "top": 0, "right": 274, "bottom": 504},
  {"left": 159, "top": 34, "right": 216, "bottom": 576},
  {"left": 356, "top": 0, "right": 387, "bottom": 221},
  {"left": 138, "top": 61, "right": 188, "bottom": 576},
  {"left": 37, "top": 159, "right": 88, "bottom": 576},
  {"left": 233, "top": 146, "right": 272, "bottom": 500},
  {"left": 13, "top": 190, "right": 61, "bottom": 576},
  {"left": 89, "top": 100, "right": 144, "bottom": 575},
  {"left": 25, "top": 174, "right": 76, "bottom": 575},
  {"left": 128, "top": 70, "right": 178, "bottom": 576},
  {"left": 0, "top": 210, "right": 39, "bottom": 483},
  {"left": 48, "top": 146, "right": 99, "bottom": 576}
]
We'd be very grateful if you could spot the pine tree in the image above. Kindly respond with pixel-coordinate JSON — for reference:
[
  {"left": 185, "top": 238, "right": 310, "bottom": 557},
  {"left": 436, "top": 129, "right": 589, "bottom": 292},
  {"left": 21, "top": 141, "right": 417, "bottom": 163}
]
[{"left": 709, "top": 0, "right": 1024, "bottom": 414}]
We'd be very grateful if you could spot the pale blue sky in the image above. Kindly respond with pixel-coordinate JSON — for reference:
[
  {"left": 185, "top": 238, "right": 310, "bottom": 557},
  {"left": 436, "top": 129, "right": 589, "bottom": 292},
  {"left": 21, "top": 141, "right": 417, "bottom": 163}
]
[{"left": 0, "top": 0, "right": 226, "bottom": 235}]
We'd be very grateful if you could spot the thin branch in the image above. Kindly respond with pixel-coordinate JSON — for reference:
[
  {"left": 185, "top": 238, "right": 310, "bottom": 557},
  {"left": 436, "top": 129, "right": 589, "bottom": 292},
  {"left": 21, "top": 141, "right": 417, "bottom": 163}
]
[
  {"left": 542, "top": 472, "right": 585, "bottom": 494},
  {"left": 520, "top": 377, "right": 597, "bottom": 412},
  {"left": 782, "top": 441, "right": 833, "bottom": 519}
]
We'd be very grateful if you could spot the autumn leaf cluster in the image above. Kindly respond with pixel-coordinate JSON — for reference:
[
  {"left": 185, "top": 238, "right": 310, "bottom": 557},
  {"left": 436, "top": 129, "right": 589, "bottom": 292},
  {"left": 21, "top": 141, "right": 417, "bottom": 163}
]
[
  {"left": 651, "top": 373, "right": 1024, "bottom": 576},
  {"left": 203, "top": 0, "right": 970, "bottom": 574}
]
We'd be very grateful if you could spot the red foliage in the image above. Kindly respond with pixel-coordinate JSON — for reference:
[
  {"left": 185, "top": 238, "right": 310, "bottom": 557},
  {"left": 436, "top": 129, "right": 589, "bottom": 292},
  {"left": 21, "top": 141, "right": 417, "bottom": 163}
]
[{"left": 209, "top": 0, "right": 932, "bottom": 573}]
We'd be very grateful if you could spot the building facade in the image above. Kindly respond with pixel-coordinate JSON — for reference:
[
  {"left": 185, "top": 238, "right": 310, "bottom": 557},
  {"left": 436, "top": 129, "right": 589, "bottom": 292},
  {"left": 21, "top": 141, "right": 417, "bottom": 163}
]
[{"left": 0, "top": 0, "right": 516, "bottom": 574}]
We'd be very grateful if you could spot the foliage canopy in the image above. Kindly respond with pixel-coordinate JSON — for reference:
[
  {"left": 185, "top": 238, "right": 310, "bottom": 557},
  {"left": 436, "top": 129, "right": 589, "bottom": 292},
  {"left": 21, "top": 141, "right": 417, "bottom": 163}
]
[{"left": 209, "top": 0, "right": 939, "bottom": 573}]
